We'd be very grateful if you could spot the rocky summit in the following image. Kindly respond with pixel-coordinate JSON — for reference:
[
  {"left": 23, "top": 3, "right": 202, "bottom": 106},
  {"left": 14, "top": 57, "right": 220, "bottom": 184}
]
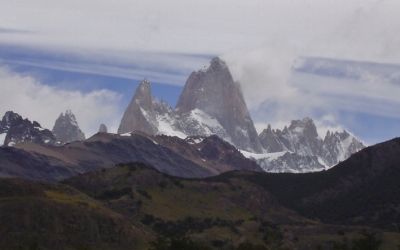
[
  {"left": 175, "top": 57, "right": 262, "bottom": 153},
  {"left": 117, "top": 58, "right": 262, "bottom": 153},
  {"left": 98, "top": 123, "right": 108, "bottom": 133},
  {"left": 118, "top": 78, "right": 158, "bottom": 135},
  {"left": 116, "top": 58, "right": 365, "bottom": 170},
  {"left": 0, "top": 111, "right": 56, "bottom": 147},
  {"left": 253, "top": 117, "right": 365, "bottom": 173},
  {"left": 52, "top": 110, "right": 85, "bottom": 144}
]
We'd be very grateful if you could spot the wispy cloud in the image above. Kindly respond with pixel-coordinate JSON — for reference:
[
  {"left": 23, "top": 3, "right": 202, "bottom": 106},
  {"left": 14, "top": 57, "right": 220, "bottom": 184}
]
[
  {"left": 1, "top": 0, "right": 399, "bottom": 63},
  {"left": 0, "top": 44, "right": 212, "bottom": 86},
  {"left": 0, "top": 27, "right": 31, "bottom": 34}
]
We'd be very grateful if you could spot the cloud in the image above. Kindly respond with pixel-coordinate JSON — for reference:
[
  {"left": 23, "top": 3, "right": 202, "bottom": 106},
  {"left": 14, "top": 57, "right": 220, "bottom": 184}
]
[
  {"left": 0, "top": 44, "right": 212, "bottom": 86},
  {"left": 0, "top": 27, "right": 31, "bottom": 34},
  {"left": 1, "top": 0, "right": 399, "bottom": 145},
  {"left": 222, "top": 46, "right": 400, "bottom": 144},
  {"left": 221, "top": 45, "right": 298, "bottom": 110},
  {"left": 0, "top": 66, "right": 122, "bottom": 137},
  {"left": 1, "top": 0, "right": 400, "bottom": 64}
]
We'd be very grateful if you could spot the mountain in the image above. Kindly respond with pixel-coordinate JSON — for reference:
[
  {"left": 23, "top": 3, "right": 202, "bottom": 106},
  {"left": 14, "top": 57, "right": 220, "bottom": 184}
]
[
  {"left": 52, "top": 110, "right": 85, "bottom": 144},
  {"left": 118, "top": 79, "right": 159, "bottom": 135},
  {"left": 217, "top": 137, "right": 400, "bottom": 232},
  {"left": 117, "top": 58, "right": 262, "bottom": 153},
  {"left": 252, "top": 117, "right": 365, "bottom": 173},
  {"left": 116, "top": 59, "right": 364, "bottom": 172},
  {"left": 0, "top": 132, "right": 263, "bottom": 182},
  {"left": 0, "top": 111, "right": 56, "bottom": 147},
  {"left": 99, "top": 123, "right": 108, "bottom": 133},
  {"left": 175, "top": 57, "right": 262, "bottom": 153}
]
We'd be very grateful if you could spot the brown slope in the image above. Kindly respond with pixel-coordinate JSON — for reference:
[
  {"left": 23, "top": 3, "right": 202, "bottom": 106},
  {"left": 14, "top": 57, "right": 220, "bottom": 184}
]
[{"left": 0, "top": 132, "right": 262, "bottom": 182}]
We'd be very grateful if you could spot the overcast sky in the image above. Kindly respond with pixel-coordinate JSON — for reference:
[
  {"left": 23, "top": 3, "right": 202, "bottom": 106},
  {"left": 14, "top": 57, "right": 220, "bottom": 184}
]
[{"left": 1, "top": 0, "right": 399, "bottom": 145}]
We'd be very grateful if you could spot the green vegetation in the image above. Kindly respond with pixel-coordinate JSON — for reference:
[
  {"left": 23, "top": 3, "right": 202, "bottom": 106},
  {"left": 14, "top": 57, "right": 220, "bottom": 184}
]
[
  {"left": 316, "top": 229, "right": 382, "bottom": 250},
  {"left": 209, "top": 152, "right": 400, "bottom": 232},
  {"left": 3, "top": 158, "right": 400, "bottom": 250},
  {"left": 94, "top": 186, "right": 133, "bottom": 200}
]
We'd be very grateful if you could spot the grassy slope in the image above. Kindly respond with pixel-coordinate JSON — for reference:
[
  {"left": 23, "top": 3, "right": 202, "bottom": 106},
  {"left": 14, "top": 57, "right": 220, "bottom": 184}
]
[
  {"left": 64, "top": 162, "right": 392, "bottom": 249},
  {"left": 0, "top": 178, "right": 152, "bottom": 250}
]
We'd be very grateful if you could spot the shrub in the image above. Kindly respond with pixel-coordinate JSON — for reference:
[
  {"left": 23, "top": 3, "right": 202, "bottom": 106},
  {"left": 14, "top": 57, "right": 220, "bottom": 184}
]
[
  {"left": 137, "top": 189, "right": 152, "bottom": 200},
  {"left": 95, "top": 187, "right": 133, "bottom": 200}
]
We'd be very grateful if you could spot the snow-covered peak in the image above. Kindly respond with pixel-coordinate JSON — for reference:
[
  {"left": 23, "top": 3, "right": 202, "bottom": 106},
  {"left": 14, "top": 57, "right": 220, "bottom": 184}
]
[{"left": 256, "top": 117, "right": 365, "bottom": 172}]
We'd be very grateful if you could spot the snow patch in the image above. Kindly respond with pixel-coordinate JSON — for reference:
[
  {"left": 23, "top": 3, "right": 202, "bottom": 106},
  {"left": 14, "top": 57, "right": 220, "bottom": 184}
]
[
  {"left": 120, "top": 132, "right": 132, "bottom": 137},
  {"left": 201, "top": 63, "right": 211, "bottom": 72},
  {"left": 35, "top": 126, "right": 45, "bottom": 131},
  {"left": 148, "top": 137, "right": 159, "bottom": 145},
  {"left": 0, "top": 133, "right": 6, "bottom": 146},
  {"left": 157, "top": 114, "right": 187, "bottom": 139},
  {"left": 240, "top": 150, "right": 287, "bottom": 161},
  {"left": 188, "top": 138, "right": 204, "bottom": 144},
  {"left": 189, "top": 109, "right": 222, "bottom": 129},
  {"left": 317, "top": 156, "right": 329, "bottom": 169}
]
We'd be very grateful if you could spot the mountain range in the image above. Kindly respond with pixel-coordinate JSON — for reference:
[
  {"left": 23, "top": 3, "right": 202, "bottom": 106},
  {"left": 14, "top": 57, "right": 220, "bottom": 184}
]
[
  {"left": 0, "top": 56, "right": 399, "bottom": 249},
  {"left": 0, "top": 57, "right": 365, "bottom": 175},
  {"left": 117, "top": 57, "right": 365, "bottom": 173},
  {"left": 0, "top": 131, "right": 262, "bottom": 182},
  {"left": 0, "top": 110, "right": 86, "bottom": 148}
]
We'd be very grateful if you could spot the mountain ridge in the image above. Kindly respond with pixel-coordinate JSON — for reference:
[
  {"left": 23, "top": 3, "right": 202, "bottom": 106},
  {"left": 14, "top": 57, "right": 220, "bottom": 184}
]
[
  {"left": 253, "top": 117, "right": 365, "bottom": 173},
  {"left": 0, "top": 131, "right": 263, "bottom": 182}
]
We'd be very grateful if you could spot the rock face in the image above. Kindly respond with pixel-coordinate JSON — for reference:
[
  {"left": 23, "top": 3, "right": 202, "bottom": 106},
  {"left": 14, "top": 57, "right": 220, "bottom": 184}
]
[
  {"left": 118, "top": 79, "right": 158, "bottom": 135},
  {"left": 255, "top": 117, "right": 365, "bottom": 172},
  {"left": 52, "top": 110, "right": 85, "bottom": 144},
  {"left": 116, "top": 59, "right": 365, "bottom": 170},
  {"left": 323, "top": 130, "right": 365, "bottom": 166},
  {"left": 98, "top": 124, "right": 108, "bottom": 133},
  {"left": 0, "top": 111, "right": 56, "bottom": 147},
  {"left": 175, "top": 57, "right": 262, "bottom": 153},
  {"left": 117, "top": 58, "right": 262, "bottom": 153}
]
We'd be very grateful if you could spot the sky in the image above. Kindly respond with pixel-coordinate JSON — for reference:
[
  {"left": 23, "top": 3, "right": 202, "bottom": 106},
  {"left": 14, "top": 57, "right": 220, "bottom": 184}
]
[{"left": 1, "top": 0, "right": 400, "bottom": 145}]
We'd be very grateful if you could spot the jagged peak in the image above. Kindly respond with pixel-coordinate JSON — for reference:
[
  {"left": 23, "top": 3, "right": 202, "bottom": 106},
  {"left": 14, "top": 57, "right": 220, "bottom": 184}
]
[
  {"left": 136, "top": 78, "right": 152, "bottom": 96},
  {"left": 289, "top": 117, "right": 315, "bottom": 128},
  {"left": 139, "top": 78, "right": 150, "bottom": 86},
  {"left": 32, "top": 121, "right": 41, "bottom": 128},
  {"left": 303, "top": 117, "right": 313, "bottom": 122},
  {"left": 199, "top": 57, "right": 227, "bottom": 73},
  {"left": 99, "top": 123, "right": 107, "bottom": 133}
]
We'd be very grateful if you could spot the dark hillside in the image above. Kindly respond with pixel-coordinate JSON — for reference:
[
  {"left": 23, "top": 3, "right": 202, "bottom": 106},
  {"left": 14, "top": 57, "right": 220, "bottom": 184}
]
[
  {"left": 212, "top": 138, "right": 400, "bottom": 231},
  {"left": 0, "top": 178, "right": 151, "bottom": 249},
  {"left": 63, "top": 162, "right": 387, "bottom": 249}
]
